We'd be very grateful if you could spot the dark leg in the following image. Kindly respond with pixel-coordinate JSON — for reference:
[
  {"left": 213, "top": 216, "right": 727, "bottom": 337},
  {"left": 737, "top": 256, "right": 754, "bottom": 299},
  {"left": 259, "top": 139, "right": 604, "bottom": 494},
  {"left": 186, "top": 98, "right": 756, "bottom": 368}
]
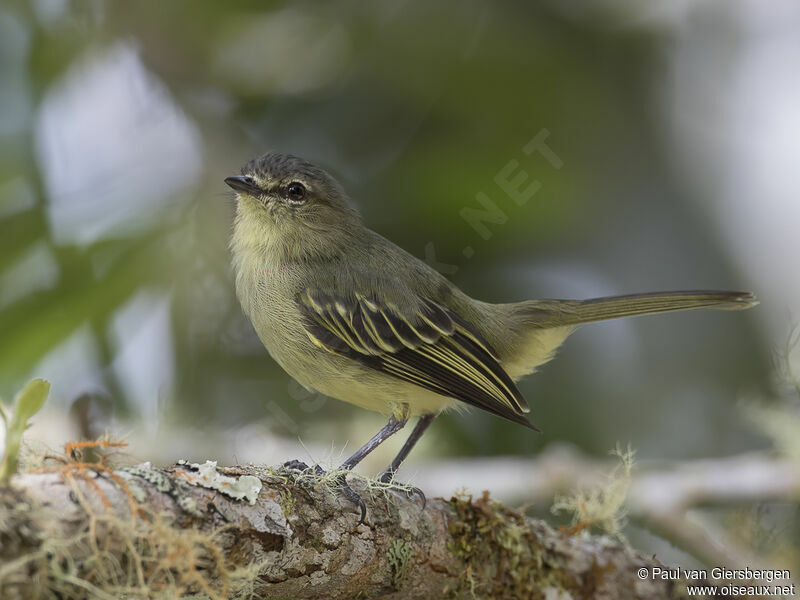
[
  {"left": 284, "top": 415, "right": 409, "bottom": 524},
  {"left": 332, "top": 415, "right": 408, "bottom": 524},
  {"left": 377, "top": 414, "right": 436, "bottom": 508},
  {"left": 379, "top": 414, "right": 436, "bottom": 483},
  {"left": 340, "top": 415, "right": 407, "bottom": 470}
]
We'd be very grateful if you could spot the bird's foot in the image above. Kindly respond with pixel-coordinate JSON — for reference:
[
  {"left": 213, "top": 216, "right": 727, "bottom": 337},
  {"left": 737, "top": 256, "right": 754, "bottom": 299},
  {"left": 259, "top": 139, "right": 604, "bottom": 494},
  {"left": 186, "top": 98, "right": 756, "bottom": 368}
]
[
  {"left": 282, "top": 460, "right": 367, "bottom": 525},
  {"left": 378, "top": 469, "right": 426, "bottom": 510},
  {"left": 282, "top": 459, "right": 325, "bottom": 475},
  {"left": 334, "top": 472, "right": 367, "bottom": 524}
]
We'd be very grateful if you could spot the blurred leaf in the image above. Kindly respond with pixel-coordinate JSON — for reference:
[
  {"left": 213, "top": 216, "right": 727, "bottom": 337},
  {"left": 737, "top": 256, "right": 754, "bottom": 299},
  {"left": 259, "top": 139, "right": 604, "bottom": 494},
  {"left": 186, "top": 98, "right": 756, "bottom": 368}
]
[
  {"left": 0, "top": 209, "right": 47, "bottom": 273},
  {"left": 0, "top": 233, "right": 173, "bottom": 385},
  {"left": 0, "top": 378, "right": 50, "bottom": 483}
]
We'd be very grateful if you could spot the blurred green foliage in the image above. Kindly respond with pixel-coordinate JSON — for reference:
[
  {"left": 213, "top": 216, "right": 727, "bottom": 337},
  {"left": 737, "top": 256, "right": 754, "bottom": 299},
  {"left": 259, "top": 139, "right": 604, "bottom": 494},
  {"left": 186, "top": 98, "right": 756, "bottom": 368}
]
[
  {"left": 0, "top": 378, "right": 49, "bottom": 482},
  {"left": 0, "top": 0, "right": 767, "bottom": 460}
]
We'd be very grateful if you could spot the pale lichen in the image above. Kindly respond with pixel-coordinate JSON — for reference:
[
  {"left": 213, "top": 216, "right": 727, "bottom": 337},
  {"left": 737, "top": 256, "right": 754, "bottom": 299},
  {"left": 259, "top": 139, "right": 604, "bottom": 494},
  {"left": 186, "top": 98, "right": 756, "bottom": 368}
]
[
  {"left": 551, "top": 443, "right": 635, "bottom": 543},
  {"left": 177, "top": 460, "right": 263, "bottom": 505},
  {"left": 120, "top": 461, "right": 203, "bottom": 516},
  {"left": 386, "top": 538, "right": 413, "bottom": 590},
  {"left": 114, "top": 471, "right": 147, "bottom": 503},
  {"left": 122, "top": 462, "right": 177, "bottom": 494}
]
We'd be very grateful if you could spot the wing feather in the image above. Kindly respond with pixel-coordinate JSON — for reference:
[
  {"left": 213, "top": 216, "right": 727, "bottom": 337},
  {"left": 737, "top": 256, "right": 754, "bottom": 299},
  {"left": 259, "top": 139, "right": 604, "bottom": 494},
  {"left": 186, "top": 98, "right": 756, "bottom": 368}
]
[{"left": 298, "top": 290, "right": 536, "bottom": 429}]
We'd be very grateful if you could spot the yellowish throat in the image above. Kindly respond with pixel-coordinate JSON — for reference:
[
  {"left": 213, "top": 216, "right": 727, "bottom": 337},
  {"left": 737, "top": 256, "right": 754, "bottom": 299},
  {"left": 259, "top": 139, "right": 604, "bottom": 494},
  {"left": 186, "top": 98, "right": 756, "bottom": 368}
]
[{"left": 226, "top": 152, "right": 756, "bottom": 519}]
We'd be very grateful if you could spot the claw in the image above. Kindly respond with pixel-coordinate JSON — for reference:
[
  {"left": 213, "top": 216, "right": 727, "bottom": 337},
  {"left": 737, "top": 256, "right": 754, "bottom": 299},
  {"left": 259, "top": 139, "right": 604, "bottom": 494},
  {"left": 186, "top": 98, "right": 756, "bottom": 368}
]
[
  {"left": 283, "top": 460, "right": 325, "bottom": 476},
  {"left": 336, "top": 473, "right": 367, "bottom": 525},
  {"left": 283, "top": 460, "right": 366, "bottom": 523},
  {"left": 283, "top": 459, "right": 311, "bottom": 471},
  {"left": 411, "top": 486, "right": 427, "bottom": 510},
  {"left": 379, "top": 470, "right": 426, "bottom": 510}
]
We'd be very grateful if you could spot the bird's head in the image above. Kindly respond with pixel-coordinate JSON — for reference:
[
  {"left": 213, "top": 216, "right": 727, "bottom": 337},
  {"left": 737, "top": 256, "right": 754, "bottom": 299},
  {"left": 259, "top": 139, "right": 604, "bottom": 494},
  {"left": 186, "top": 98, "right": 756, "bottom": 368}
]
[{"left": 226, "top": 153, "right": 361, "bottom": 260}]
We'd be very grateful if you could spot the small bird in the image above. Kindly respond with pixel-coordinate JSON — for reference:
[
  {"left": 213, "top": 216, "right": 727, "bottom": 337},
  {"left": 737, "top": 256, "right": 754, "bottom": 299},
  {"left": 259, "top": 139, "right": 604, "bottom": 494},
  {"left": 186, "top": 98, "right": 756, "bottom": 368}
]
[{"left": 226, "top": 152, "right": 756, "bottom": 520}]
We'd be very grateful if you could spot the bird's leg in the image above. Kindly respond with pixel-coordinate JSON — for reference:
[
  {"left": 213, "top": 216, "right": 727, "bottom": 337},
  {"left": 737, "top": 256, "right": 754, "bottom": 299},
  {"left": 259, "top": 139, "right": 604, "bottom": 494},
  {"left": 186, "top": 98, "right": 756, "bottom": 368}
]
[
  {"left": 284, "top": 415, "right": 408, "bottom": 523},
  {"left": 378, "top": 413, "right": 436, "bottom": 507},
  {"left": 339, "top": 415, "right": 407, "bottom": 471},
  {"left": 379, "top": 413, "right": 436, "bottom": 481},
  {"left": 283, "top": 415, "right": 406, "bottom": 474},
  {"left": 308, "top": 414, "right": 405, "bottom": 524}
]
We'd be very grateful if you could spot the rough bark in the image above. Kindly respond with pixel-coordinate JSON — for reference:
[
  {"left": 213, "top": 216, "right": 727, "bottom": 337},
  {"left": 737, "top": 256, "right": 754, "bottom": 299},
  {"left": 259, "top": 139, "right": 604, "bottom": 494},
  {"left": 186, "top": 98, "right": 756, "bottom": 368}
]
[
  {"left": 0, "top": 460, "right": 700, "bottom": 599},
  {"left": 411, "top": 447, "right": 800, "bottom": 574}
]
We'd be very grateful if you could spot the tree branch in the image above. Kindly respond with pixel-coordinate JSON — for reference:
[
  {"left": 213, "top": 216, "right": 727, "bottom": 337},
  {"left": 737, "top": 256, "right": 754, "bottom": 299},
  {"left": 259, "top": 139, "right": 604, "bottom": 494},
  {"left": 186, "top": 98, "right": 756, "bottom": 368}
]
[
  {"left": 410, "top": 445, "right": 800, "bottom": 583},
  {"left": 0, "top": 459, "right": 699, "bottom": 599}
]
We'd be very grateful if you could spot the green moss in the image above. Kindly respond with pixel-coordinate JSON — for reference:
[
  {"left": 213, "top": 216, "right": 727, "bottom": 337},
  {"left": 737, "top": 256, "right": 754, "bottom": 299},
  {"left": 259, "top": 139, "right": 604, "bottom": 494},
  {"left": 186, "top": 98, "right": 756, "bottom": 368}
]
[
  {"left": 278, "top": 488, "right": 296, "bottom": 521},
  {"left": 447, "top": 491, "right": 569, "bottom": 599},
  {"left": 386, "top": 538, "right": 413, "bottom": 590}
]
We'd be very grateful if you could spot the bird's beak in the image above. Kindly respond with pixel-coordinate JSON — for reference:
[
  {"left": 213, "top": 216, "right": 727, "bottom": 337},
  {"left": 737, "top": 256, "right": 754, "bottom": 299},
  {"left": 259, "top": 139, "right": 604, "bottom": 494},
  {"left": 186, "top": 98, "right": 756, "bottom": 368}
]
[{"left": 224, "top": 176, "right": 260, "bottom": 195}]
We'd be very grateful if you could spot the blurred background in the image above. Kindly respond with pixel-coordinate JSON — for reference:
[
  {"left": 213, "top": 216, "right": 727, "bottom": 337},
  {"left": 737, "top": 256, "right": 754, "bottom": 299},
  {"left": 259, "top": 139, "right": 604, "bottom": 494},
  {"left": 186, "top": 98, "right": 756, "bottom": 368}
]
[{"left": 1, "top": 0, "right": 798, "bottom": 572}]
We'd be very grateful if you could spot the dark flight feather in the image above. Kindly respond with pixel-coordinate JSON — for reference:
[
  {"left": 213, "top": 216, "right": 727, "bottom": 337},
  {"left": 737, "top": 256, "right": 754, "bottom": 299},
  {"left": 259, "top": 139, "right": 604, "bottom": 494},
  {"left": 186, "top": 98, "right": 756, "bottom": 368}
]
[{"left": 299, "top": 290, "right": 537, "bottom": 430}]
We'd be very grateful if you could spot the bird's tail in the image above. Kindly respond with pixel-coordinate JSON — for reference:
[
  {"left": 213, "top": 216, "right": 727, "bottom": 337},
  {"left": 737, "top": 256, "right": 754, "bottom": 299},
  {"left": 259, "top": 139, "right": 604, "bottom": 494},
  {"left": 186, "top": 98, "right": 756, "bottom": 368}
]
[{"left": 515, "top": 290, "right": 757, "bottom": 327}]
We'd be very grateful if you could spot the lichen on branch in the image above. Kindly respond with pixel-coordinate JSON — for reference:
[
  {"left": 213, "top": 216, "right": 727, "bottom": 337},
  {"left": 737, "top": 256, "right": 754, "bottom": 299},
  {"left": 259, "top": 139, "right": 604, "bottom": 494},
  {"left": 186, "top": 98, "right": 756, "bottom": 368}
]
[{"left": 0, "top": 454, "right": 696, "bottom": 599}]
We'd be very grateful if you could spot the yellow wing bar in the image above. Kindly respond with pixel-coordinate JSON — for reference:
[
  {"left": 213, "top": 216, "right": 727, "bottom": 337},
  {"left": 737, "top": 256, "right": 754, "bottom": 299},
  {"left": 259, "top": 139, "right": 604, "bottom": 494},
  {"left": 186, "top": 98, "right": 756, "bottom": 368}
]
[{"left": 299, "top": 290, "right": 536, "bottom": 429}]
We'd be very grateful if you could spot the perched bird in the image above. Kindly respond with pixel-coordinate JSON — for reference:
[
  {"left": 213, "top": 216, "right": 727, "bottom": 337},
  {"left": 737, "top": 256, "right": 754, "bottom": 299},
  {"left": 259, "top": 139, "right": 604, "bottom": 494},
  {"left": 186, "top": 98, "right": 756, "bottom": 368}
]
[{"left": 225, "top": 152, "right": 756, "bottom": 520}]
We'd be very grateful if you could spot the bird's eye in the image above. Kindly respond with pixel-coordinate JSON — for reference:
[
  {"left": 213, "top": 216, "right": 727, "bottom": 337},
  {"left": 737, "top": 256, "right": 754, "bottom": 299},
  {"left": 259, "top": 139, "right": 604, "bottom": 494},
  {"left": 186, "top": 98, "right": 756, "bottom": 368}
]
[{"left": 286, "top": 182, "right": 307, "bottom": 203}]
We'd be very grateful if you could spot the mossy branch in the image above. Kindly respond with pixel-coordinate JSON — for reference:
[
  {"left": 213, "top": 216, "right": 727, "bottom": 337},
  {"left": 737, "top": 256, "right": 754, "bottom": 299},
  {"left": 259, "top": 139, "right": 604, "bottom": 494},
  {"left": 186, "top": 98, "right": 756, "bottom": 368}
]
[{"left": 1, "top": 459, "right": 701, "bottom": 599}]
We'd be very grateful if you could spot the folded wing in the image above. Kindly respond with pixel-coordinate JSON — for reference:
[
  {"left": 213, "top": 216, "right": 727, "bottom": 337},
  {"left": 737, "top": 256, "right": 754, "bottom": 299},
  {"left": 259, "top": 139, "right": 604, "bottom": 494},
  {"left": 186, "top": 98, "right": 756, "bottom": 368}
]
[{"left": 298, "top": 290, "right": 536, "bottom": 429}]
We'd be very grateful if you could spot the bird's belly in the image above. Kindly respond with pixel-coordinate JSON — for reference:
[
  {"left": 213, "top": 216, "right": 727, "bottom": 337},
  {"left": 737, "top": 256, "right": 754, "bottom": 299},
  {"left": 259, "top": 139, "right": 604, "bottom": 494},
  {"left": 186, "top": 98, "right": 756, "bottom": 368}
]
[
  {"left": 234, "top": 254, "right": 459, "bottom": 418},
  {"left": 284, "top": 350, "right": 458, "bottom": 418}
]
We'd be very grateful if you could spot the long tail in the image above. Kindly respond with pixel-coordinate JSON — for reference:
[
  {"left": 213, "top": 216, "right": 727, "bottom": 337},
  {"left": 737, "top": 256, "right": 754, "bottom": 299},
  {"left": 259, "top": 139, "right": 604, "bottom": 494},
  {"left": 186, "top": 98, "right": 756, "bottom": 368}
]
[{"left": 517, "top": 290, "right": 757, "bottom": 327}]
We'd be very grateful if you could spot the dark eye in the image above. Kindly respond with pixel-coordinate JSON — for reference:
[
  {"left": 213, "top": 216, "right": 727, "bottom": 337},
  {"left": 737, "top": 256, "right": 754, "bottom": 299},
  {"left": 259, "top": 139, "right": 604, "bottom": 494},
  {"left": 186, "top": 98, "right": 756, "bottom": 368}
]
[{"left": 286, "top": 181, "right": 306, "bottom": 203}]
